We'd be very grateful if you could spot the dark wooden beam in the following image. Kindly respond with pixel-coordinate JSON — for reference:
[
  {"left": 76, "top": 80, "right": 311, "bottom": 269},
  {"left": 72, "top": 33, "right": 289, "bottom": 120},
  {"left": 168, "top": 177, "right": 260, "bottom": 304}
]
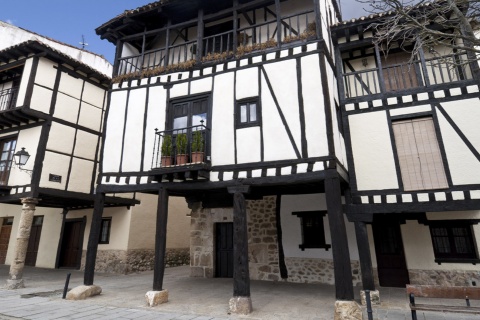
[
  {"left": 228, "top": 185, "right": 251, "bottom": 297},
  {"left": 325, "top": 172, "right": 354, "bottom": 300},
  {"left": 153, "top": 188, "right": 169, "bottom": 291},
  {"left": 354, "top": 221, "right": 375, "bottom": 291},
  {"left": 84, "top": 193, "right": 105, "bottom": 285}
]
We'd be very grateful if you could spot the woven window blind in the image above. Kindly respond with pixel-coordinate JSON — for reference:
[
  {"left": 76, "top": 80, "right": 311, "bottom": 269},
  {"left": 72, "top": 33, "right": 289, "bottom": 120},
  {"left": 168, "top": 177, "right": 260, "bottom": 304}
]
[{"left": 392, "top": 118, "right": 448, "bottom": 191}]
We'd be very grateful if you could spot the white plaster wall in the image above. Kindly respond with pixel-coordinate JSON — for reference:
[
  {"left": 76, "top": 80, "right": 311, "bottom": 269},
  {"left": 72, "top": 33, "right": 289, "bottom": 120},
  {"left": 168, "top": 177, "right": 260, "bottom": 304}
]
[
  {"left": 54, "top": 92, "right": 80, "bottom": 123},
  {"left": 103, "top": 91, "right": 128, "bottom": 173},
  {"left": 211, "top": 72, "right": 235, "bottom": 166},
  {"left": 35, "top": 58, "right": 57, "bottom": 88},
  {"left": 144, "top": 86, "right": 167, "bottom": 170},
  {"left": 190, "top": 78, "right": 213, "bottom": 95},
  {"left": 280, "top": 194, "right": 359, "bottom": 260},
  {"left": 15, "top": 58, "right": 33, "bottom": 107},
  {"left": 30, "top": 85, "right": 52, "bottom": 114},
  {"left": 73, "top": 130, "right": 98, "bottom": 161},
  {"left": 236, "top": 68, "right": 259, "bottom": 99},
  {"left": 301, "top": 54, "right": 329, "bottom": 158},
  {"left": 82, "top": 82, "right": 105, "bottom": 108},
  {"left": 67, "top": 158, "right": 94, "bottom": 193},
  {"left": 437, "top": 100, "right": 480, "bottom": 185},
  {"left": 0, "top": 204, "right": 63, "bottom": 268},
  {"left": 170, "top": 82, "right": 189, "bottom": 99},
  {"left": 39, "top": 152, "right": 70, "bottom": 190},
  {"left": 390, "top": 105, "right": 431, "bottom": 117},
  {"left": 237, "top": 127, "right": 261, "bottom": 164},
  {"left": 58, "top": 72, "right": 83, "bottom": 100},
  {"left": 349, "top": 111, "right": 399, "bottom": 190},
  {"left": 78, "top": 102, "right": 103, "bottom": 132},
  {"left": 46, "top": 122, "right": 75, "bottom": 155},
  {"left": 122, "top": 88, "right": 147, "bottom": 172},
  {"left": 8, "top": 127, "right": 41, "bottom": 187}
]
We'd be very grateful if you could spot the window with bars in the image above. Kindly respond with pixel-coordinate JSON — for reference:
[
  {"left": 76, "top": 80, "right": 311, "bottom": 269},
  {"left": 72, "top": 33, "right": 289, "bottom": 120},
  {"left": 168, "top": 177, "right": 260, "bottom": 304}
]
[
  {"left": 236, "top": 98, "right": 261, "bottom": 128},
  {"left": 392, "top": 117, "right": 448, "bottom": 191},
  {"left": 0, "top": 137, "right": 17, "bottom": 186},
  {"left": 429, "top": 222, "right": 478, "bottom": 262},
  {"left": 99, "top": 218, "right": 112, "bottom": 244},
  {"left": 293, "top": 211, "right": 331, "bottom": 251}
]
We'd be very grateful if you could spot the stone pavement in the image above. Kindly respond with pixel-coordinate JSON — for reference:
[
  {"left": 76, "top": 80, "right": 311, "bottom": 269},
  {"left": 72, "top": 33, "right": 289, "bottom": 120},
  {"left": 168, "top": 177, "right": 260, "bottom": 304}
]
[{"left": 0, "top": 265, "right": 477, "bottom": 319}]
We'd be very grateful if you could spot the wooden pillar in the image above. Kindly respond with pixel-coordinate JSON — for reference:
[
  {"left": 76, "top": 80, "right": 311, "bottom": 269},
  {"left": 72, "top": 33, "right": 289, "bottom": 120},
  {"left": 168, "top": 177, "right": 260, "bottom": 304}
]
[
  {"left": 325, "top": 173, "right": 354, "bottom": 300},
  {"left": 113, "top": 39, "right": 124, "bottom": 76},
  {"left": 6, "top": 197, "right": 39, "bottom": 289},
  {"left": 275, "top": 0, "right": 282, "bottom": 46},
  {"left": 196, "top": 9, "right": 204, "bottom": 62},
  {"left": 153, "top": 188, "right": 169, "bottom": 291},
  {"left": 312, "top": 0, "right": 322, "bottom": 39},
  {"left": 374, "top": 43, "right": 386, "bottom": 94},
  {"left": 84, "top": 193, "right": 105, "bottom": 286},
  {"left": 354, "top": 221, "right": 375, "bottom": 291},
  {"left": 227, "top": 185, "right": 252, "bottom": 314},
  {"left": 233, "top": 0, "right": 238, "bottom": 54}
]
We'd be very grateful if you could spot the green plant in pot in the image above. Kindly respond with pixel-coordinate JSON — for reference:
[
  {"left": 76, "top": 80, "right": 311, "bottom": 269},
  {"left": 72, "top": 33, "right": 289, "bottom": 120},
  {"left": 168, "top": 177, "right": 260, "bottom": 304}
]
[
  {"left": 191, "top": 131, "right": 204, "bottom": 163},
  {"left": 160, "top": 135, "right": 173, "bottom": 167},
  {"left": 175, "top": 133, "right": 188, "bottom": 165}
]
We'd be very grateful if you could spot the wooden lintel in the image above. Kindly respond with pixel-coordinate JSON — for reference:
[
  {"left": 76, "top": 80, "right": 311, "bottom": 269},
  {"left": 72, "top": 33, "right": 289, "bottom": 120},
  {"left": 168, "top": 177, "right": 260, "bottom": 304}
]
[{"left": 227, "top": 185, "right": 251, "bottom": 194}]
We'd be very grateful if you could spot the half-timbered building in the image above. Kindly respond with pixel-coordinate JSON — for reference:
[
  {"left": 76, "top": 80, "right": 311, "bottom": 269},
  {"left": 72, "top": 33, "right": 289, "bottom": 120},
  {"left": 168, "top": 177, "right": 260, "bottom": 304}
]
[
  {"left": 89, "top": 0, "right": 480, "bottom": 317},
  {"left": 331, "top": 10, "right": 480, "bottom": 293},
  {"left": 0, "top": 21, "right": 191, "bottom": 288}
]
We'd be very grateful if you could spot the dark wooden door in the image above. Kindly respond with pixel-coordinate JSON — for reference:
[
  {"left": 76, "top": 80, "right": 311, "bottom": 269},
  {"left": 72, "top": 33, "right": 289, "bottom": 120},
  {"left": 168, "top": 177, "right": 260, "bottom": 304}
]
[
  {"left": 0, "top": 218, "right": 13, "bottom": 264},
  {"left": 25, "top": 216, "right": 44, "bottom": 266},
  {"left": 372, "top": 217, "right": 410, "bottom": 287},
  {"left": 58, "top": 220, "right": 84, "bottom": 269},
  {"left": 215, "top": 222, "right": 233, "bottom": 278}
]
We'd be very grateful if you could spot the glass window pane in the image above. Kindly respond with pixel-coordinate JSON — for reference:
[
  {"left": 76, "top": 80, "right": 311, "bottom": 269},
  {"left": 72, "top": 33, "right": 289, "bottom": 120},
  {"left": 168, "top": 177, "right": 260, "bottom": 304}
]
[
  {"left": 192, "top": 113, "right": 207, "bottom": 127},
  {"left": 240, "top": 105, "right": 247, "bottom": 123},
  {"left": 173, "top": 116, "right": 188, "bottom": 130},
  {"left": 249, "top": 103, "right": 257, "bottom": 122}
]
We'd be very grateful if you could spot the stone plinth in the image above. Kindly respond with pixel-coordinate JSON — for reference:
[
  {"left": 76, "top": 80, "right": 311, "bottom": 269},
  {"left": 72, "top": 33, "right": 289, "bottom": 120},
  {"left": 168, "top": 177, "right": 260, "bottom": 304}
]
[
  {"left": 360, "top": 290, "right": 380, "bottom": 305},
  {"left": 229, "top": 296, "right": 253, "bottom": 314},
  {"left": 334, "top": 300, "right": 362, "bottom": 320},
  {"left": 66, "top": 285, "right": 102, "bottom": 300},
  {"left": 145, "top": 290, "right": 168, "bottom": 307},
  {"left": 5, "top": 279, "right": 24, "bottom": 290}
]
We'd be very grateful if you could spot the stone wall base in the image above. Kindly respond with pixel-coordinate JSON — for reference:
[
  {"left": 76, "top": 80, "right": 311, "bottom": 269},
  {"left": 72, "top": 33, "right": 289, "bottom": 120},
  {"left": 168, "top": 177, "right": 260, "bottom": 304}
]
[
  {"left": 409, "top": 269, "right": 480, "bottom": 286},
  {"left": 360, "top": 290, "right": 380, "bottom": 306},
  {"left": 229, "top": 296, "right": 253, "bottom": 315},
  {"left": 80, "top": 248, "right": 190, "bottom": 274},
  {"left": 5, "top": 279, "right": 24, "bottom": 289},
  {"left": 334, "top": 300, "right": 362, "bottom": 320}
]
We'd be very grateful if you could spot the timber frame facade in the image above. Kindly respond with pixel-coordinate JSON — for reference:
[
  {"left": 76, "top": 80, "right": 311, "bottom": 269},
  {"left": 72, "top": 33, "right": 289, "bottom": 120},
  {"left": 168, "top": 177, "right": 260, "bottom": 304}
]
[{"left": 89, "top": 0, "right": 480, "bottom": 315}]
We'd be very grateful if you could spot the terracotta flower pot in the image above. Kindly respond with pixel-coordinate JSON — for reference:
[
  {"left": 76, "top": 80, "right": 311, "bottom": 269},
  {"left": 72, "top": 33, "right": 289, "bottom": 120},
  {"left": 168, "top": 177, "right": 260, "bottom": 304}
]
[
  {"left": 191, "top": 152, "right": 204, "bottom": 163},
  {"left": 161, "top": 156, "right": 172, "bottom": 167},
  {"left": 176, "top": 154, "right": 188, "bottom": 165}
]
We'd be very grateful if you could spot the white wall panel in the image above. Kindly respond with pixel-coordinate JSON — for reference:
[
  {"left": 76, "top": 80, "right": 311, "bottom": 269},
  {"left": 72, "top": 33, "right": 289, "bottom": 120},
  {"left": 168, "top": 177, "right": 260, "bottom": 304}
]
[
  {"left": 437, "top": 108, "right": 480, "bottom": 185},
  {"left": 58, "top": 72, "right": 83, "bottom": 99},
  {"left": 122, "top": 88, "right": 147, "bottom": 172},
  {"left": 236, "top": 67, "right": 259, "bottom": 99},
  {"left": 47, "top": 122, "right": 75, "bottom": 154},
  {"left": 211, "top": 73, "right": 235, "bottom": 166},
  {"left": 8, "top": 127, "right": 41, "bottom": 187},
  {"left": 190, "top": 77, "right": 212, "bottom": 95},
  {"left": 144, "top": 86, "right": 167, "bottom": 170},
  {"left": 68, "top": 158, "right": 95, "bottom": 193},
  {"left": 170, "top": 82, "right": 189, "bottom": 98},
  {"left": 441, "top": 99, "right": 480, "bottom": 153},
  {"left": 16, "top": 58, "right": 32, "bottom": 107},
  {"left": 301, "top": 54, "right": 329, "bottom": 158},
  {"left": 82, "top": 82, "right": 105, "bottom": 108},
  {"left": 74, "top": 130, "right": 98, "bottom": 160},
  {"left": 103, "top": 91, "right": 127, "bottom": 172},
  {"left": 39, "top": 152, "right": 70, "bottom": 190},
  {"left": 30, "top": 85, "right": 52, "bottom": 113},
  {"left": 349, "top": 111, "right": 399, "bottom": 190},
  {"left": 78, "top": 103, "right": 103, "bottom": 131},
  {"left": 35, "top": 58, "right": 57, "bottom": 88},
  {"left": 54, "top": 92, "right": 80, "bottom": 123},
  {"left": 237, "top": 127, "right": 261, "bottom": 164}
]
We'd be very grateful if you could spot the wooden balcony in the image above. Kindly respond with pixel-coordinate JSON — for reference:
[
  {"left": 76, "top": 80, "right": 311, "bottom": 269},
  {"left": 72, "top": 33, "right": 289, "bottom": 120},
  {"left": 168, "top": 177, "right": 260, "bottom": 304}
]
[
  {"left": 150, "top": 124, "right": 211, "bottom": 182},
  {"left": 116, "top": 8, "right": 316, "bottom": 77},
  {"left": 0, "top": 87, "right": 19, "bottom": 111},
  {"left": 342, "top": 53, "right": 476, "bottom": 102}
]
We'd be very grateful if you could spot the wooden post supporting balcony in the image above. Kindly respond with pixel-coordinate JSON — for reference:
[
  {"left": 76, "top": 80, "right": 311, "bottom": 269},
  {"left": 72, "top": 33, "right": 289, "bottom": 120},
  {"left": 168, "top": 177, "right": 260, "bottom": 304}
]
[
  {"left": 374, "top": 43, "right": 387, "bottom": 94},
  {"left": 113, "top": 39, "right": 124, "bottom": 77},
  {"left": 227, "top": 185, "right": 252, "bottom": 315},
  {"left": 164, "top": 20, "right": 172, "bottom": 67},
  {"left": 275, "top": 0, "right": 282, "bottom": 46},
  {"left": 153, "top": 188, "right": 169, "bottom": 291},
  {"left": 196, "top": 9, "right": 204, "bottom": 62},
  {"left": 233, "top": 0, "right": 238, "bottom": 54},
  {"left": 84, "top": 193, "right": 105, "bottom": 286},
  {"left": 312, "top": 0, "right": 322, "bottom": 40},
  {"left": 355, "top": 221, "right": 375, "bottom": 291},
  {"left": 416, "top": 42, "right": 431, "bottom": 87},
  {"left": 325, "top": 173, "right": 354, "bottom": 300}
]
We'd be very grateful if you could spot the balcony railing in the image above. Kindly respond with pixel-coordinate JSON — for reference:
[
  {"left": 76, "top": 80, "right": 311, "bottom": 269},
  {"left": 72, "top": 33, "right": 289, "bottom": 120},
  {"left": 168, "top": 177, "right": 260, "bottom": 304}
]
[
  {"left": 152, "top": 124, "right": 210, "bottom": 169},
  {"left": 343, "top": 53, "right": 474, "bottom": 99},
  {"left": 117, "top": 9, "right": 317, "bottom": 76},
  {"left": 0, "top": 87, "right": 19, "bottom": 111}
]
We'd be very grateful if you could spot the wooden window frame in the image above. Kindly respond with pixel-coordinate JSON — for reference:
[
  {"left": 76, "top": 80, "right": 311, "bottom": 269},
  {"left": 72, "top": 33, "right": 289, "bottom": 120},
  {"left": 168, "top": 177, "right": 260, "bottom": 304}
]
[
  {"left": 235, "top": 98, "right": 261, "bottom": 129},
  {"left": 293, "top": 210, "right": 331, "bottom": 251},
  {"left": 428, "top": 220, "right": 479, "bottom": 264},
  {"left": 0, "top": 136, "right": 17, "bottom": 186},
  {"left": 392, "top": 117, "right": 448, "bottom": 191},
  {"left": 98, "top": 217, "right": 112, "bottom": 245}
]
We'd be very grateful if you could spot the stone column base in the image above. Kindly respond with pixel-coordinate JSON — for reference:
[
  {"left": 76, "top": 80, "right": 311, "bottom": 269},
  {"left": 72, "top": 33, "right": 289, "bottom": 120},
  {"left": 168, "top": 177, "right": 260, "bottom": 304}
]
[
  {"left": 5, "top": 279, "right": 25, "bottom": 290},
  {"left": 145, "top": 290, "right": 168, "bottom": 307},
  {"left": 65, "top": 285, "right": 102, "bottom": 300},
  {"left": 229, "top": 296, "right": 253, "bottom": 315},
  {"left": 360, "top": 290, "right": 380, "bottom": 305},
  {"left": 334, "top": 300, "right": 362, "bottom": 320}
]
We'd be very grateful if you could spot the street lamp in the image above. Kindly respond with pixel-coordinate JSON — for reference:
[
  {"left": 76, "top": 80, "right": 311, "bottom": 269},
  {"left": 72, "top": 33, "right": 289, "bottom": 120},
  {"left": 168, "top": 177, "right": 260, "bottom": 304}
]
[{"left": 13, "top": 147, "right": 32, "bottom": 175}]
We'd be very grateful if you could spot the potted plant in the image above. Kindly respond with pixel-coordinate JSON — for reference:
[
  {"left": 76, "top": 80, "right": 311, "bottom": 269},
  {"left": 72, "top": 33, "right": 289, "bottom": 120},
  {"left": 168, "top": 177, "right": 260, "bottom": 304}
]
[
  {"left": 191, "top": 131, "right": 204, "bottom": 163},
  {"left": 160, "top": 135, "right": 173, "bottom": 167},
  {"left": 175, "top": 133, "right": 188, "bottom": 165}
]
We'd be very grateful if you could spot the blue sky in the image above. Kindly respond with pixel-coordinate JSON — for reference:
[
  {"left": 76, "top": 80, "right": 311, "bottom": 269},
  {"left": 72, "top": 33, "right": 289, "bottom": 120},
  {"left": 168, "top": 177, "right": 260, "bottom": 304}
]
[{"left": 1, "top": 0, "right": 365, "bottom": 64}]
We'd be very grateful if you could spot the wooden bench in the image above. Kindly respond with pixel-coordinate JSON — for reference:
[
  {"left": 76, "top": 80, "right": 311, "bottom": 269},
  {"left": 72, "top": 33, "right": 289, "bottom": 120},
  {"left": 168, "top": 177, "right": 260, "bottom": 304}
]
[{"left": 407, "top": 285, "right": 480, "bottom": 320}]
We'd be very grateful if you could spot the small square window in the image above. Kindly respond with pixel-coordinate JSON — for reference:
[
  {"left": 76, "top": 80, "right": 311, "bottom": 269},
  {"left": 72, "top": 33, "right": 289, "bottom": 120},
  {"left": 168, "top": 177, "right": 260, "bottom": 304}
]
[
  {"left": 293, "top": 211, "right": 331, "bottom": 251},
  {"left": 99, "top": 218, "right": 112, "bottom": 244},
  {"left": 236, "top": 99, "right": 261, "bottom": 128},
  {"left": 429, "top": 221, "right": 478, "bottom": 262}
]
